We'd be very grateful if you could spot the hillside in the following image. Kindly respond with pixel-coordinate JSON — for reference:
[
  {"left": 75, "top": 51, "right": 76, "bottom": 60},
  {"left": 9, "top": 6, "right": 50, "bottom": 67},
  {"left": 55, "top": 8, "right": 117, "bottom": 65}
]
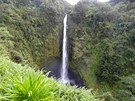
[
  {"left": 0, "top": 0, "right": 135, "bottom": 101},
  {"left": 69, "top": 0, "right": 135, "bottom": 100}
]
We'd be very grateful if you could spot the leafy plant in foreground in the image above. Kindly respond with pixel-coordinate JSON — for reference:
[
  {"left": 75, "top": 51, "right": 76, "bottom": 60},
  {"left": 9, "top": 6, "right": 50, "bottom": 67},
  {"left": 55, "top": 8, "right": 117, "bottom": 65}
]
[{"left": 0, "top": 56, "right": 103, "bottom": 101}]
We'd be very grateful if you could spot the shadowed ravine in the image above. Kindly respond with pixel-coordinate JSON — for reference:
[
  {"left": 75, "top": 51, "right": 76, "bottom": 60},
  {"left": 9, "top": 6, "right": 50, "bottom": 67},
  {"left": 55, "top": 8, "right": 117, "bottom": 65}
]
[
  {"left": 46, "top": 58, "right": 85, "bottom": 87},
  {"left": 45, "top": 15, "right": 85, "bottom": 87}
]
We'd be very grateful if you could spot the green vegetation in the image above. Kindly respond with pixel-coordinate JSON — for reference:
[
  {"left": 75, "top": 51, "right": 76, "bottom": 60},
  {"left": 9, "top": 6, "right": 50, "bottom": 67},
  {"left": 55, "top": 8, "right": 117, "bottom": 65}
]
[
  {"left": 69, "top": 0, "right": 135, "bottom": 100},
  {"left": 0, "top": 53, "right": 102, "bottom": 101},
  {"left": 0, "top": 0, "right": 103, "bottom": 101},
  {"left": 0, "top": 0, "right": 135, "bottom": 101},
  {"left": 0, "top": 0, "right": 71, "bottom": 67}
]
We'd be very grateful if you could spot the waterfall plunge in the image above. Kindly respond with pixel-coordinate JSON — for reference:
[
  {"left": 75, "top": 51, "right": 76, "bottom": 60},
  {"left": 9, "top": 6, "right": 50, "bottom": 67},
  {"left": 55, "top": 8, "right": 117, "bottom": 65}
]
[{"left": 61, "top": 14, "right": 70, "bottom": 84}]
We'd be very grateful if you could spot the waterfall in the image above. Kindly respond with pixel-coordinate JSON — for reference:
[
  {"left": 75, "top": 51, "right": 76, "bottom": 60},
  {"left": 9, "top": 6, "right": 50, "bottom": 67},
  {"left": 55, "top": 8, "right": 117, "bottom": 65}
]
[{"left": 61, "top": 14, "right": 70, "bottom": 84}]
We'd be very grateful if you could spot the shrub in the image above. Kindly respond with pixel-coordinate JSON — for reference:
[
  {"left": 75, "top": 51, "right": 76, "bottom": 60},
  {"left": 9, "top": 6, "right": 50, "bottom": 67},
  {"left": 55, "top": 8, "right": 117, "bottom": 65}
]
[{"left": 0, "top": 56, "right": 103, "bottom": 101}]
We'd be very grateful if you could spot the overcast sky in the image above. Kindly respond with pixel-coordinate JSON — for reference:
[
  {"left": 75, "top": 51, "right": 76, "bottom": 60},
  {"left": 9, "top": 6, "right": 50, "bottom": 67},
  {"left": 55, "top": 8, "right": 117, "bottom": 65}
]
[{"left": 65, "top": 0, "right": 110, "bottom": 5}]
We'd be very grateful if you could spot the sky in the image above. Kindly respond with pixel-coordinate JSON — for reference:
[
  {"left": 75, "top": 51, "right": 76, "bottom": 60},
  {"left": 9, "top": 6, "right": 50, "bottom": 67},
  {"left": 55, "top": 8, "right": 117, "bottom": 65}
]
[{"left": 65, "top": 0, "right": 110, "bottom": 5}]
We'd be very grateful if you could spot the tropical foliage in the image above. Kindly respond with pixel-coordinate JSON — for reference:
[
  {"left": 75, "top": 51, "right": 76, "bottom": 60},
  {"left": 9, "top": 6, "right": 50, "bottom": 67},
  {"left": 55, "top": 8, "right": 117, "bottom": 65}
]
[
  {"left": 69, "top": 0, "right": 135, "bottom": 100},
  {"left": 0, "top": 55, "right": 102, "bottom": 101},
  {"left": 0, "top": 0, "right": 135, "bottom": 101}
]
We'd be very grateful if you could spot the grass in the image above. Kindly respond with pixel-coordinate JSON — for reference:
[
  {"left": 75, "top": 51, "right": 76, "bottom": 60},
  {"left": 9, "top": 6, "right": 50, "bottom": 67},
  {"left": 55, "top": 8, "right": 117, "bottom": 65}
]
[{"left": 0, "top": 54, "right": 103, "bottom": 101}]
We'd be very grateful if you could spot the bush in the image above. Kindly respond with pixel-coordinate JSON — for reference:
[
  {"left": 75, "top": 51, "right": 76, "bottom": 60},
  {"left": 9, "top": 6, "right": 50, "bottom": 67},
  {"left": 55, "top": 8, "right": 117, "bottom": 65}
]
[{"left": 0, "top": 56, "right": 103, "bottom": 101}]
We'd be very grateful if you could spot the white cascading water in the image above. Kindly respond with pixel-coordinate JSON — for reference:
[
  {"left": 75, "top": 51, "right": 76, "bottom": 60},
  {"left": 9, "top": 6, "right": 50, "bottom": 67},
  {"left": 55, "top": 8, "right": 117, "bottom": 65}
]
[{"left": 61, "top": 14, "right": 70, "bottom": 84}]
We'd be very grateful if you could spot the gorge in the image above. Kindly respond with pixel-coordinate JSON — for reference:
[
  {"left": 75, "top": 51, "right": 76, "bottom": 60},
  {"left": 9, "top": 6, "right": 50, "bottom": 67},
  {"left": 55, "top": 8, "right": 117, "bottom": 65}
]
[{"left": 0, "top": 0, "right": 135, "bottom": 101}]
